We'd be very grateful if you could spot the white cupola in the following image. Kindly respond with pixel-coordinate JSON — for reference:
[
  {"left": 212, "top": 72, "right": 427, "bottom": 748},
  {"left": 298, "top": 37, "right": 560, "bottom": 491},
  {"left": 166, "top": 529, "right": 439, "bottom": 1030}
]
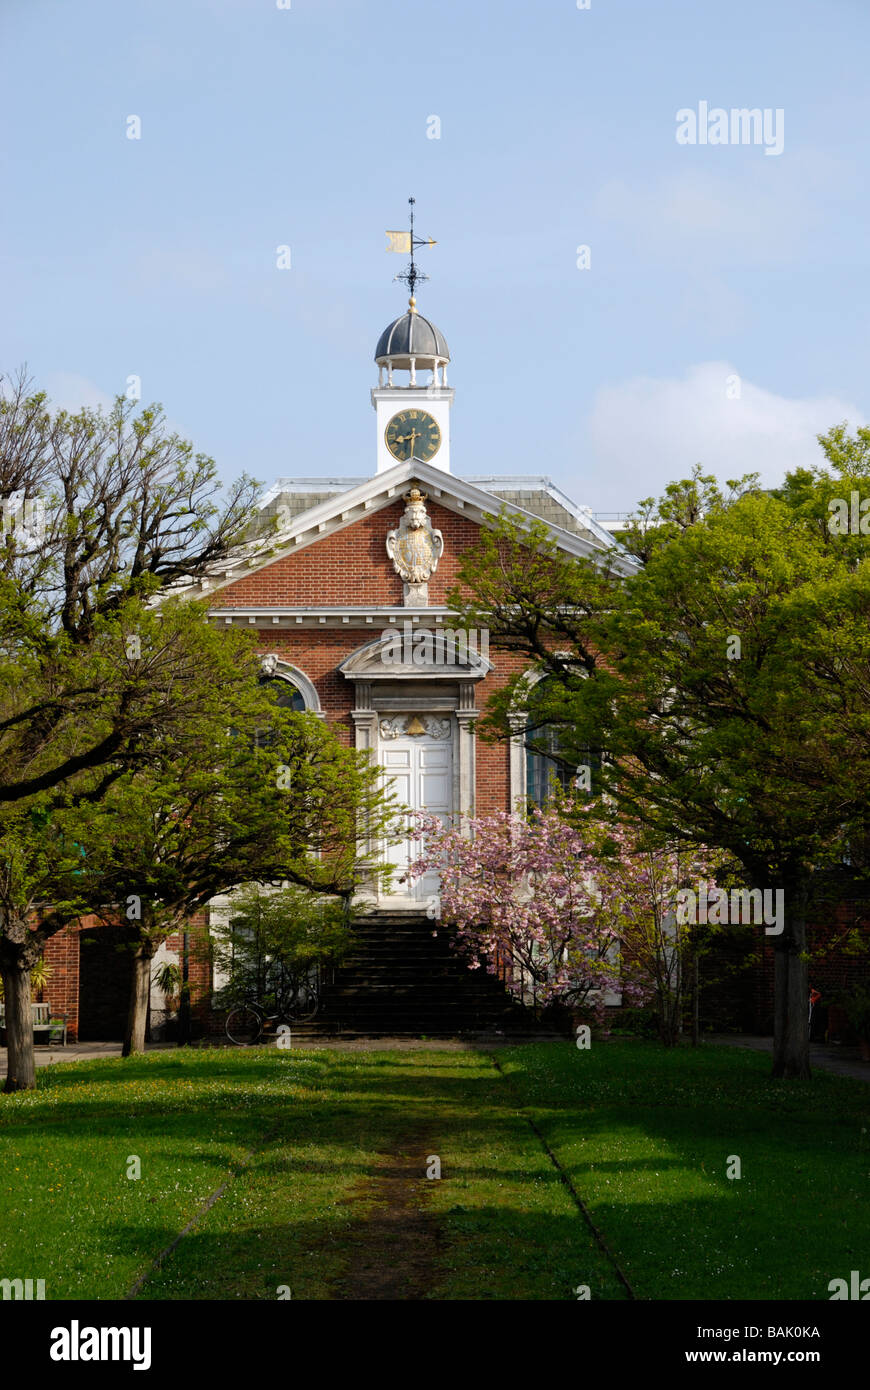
[{"left": 371, "top": 295, "right": 454, "bottom": 474}]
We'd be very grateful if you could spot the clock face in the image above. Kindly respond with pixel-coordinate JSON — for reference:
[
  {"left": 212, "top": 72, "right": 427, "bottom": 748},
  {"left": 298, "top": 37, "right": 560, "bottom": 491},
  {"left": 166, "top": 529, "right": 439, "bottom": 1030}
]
[{"left": 385, "top": 409, "right": 441, "bottom": 462}]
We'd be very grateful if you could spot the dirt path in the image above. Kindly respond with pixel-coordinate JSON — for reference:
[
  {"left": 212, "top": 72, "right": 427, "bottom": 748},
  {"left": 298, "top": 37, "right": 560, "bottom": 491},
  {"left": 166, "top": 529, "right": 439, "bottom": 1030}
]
[{"left": 330, "top": 1135, "right": 441, "bottom": 1300}]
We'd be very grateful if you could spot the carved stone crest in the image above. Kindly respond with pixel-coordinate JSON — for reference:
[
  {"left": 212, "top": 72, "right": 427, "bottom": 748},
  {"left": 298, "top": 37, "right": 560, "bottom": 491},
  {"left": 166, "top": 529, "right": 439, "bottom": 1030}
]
[
  {"left": 379, "top": 715, "right": 452, "bottom": 741},
  {"left": 386, "top": 486, "right": 444, "bottom": 607}
]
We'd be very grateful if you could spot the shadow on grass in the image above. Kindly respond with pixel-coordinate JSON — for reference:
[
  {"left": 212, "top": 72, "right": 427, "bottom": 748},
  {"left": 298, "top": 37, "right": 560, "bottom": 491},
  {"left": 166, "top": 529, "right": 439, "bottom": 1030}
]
[
  {"left": 7, "top": 1041, "right": 868, "bottom": 1301},
  {"left": 117, "top": 1203, "right": 624, "bottom": 1302}
]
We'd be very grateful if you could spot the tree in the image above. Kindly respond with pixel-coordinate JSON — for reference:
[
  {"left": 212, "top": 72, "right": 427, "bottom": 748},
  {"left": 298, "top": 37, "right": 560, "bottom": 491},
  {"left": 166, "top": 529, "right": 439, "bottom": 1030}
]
[
  {"left": 210, "top": 882, "right": 353, "bottom": 1018},
  {"left": 450, "top": 450, "right": 870, "bottom": 1079},
  {"left": 0, "top": 373, "right": 261, "bottom": 807},
  {"left": 411, "top": 801, "right": 727, "bottom": 1040},
  {"left": 0, "top": 371, "right": 293, "bottom": 1085},
  {"left": 408, "top": 805, "right": 630, "bottom": 1025},
  {"left": 582, "top": 818, "right": 725, "bottom": 1046},
  {"left": 77, "top": 686, "right": 394, "bottom": 1057},
  {"left": 0, "top": 798, "right": 97, "bottom": 1091},
  {"left": 0, "top": 603, "right": 286, "bottom": 1085}
]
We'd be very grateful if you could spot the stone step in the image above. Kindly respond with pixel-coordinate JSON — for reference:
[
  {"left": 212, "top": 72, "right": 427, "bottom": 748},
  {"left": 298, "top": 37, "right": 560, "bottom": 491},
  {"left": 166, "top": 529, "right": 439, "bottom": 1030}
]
[
  {"left": 322, "top": 1005, "right": 523, "bottom": 1018},
  {"left": 338, "top": 951, "right": 478, "bottom": 960},
  {"left": 321, "top": 998, "right": 528, "bottom": 1018},
  {"left": 333, "top": 966, "right": 483, "bottom": 978},
  {"left": 326, "top": 984, "right": 508, "bottom": 995},
  {"left": 319, "top": 1013, "right": 533, "bottom": 1029},
  {"left": 309, "top": 911, "right": 540, "bottom": 1035}
]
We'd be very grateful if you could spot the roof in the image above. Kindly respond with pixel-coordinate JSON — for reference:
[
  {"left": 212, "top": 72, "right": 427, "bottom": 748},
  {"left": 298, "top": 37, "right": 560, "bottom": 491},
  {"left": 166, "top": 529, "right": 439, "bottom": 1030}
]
[
  {"left": 375, "top": 310, "right": 449, "bottom": 363},
  {"left": 466, "top": 475, "right": 622, "bottom": 548},
  {"left": 166, "top": 459, "right": 639, "bottom": 604},
  {"left": 257, "top": 474, "right": 627, "bottom": 552}
]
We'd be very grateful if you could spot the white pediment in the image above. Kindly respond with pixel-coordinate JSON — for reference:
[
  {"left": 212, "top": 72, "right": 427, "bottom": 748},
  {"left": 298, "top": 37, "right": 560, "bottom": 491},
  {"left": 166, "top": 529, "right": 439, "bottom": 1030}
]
[{"left": 339, "top": 628, "right": 492, "bottom": 682}]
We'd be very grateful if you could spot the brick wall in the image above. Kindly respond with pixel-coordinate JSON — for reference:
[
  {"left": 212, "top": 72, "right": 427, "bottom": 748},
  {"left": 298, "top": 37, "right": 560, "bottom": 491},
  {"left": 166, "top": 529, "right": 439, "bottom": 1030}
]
[
  {"left": 42, "top": 922, "right": 84, "bottom": 1042},
  {"left": 40, "top": 912, "right": 215, "bottom": 1045},
  {"left": 214, "top": 504, "right": 531, "bottom": 798},
  {"left": 748, "top": 890, "right": 870, "bottom": 1037},
  {"left": 690, "top": 885, "right": 870, "bottom": 1036},
  {"left": 215, "top": 499, "right": 486, "bottom": 610}
]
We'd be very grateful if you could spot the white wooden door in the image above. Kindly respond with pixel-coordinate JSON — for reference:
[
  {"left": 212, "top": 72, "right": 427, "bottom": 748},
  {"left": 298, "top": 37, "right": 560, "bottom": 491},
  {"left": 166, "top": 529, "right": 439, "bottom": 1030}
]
[{"left": 379, "top": 729, "right": 453, "bottom": 903}]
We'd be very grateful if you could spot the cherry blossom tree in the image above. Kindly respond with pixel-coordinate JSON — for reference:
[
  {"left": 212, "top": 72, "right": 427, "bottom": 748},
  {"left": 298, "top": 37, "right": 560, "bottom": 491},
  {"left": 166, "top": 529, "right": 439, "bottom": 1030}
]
[
  {"left": 409, "top": 805, "right": 629, "bottom": 1026},
  {"left": 583, "top": 820, "right": 722, "bottom": 1045},
  {"left": 410, "top": 804, "right": 721, "bottom": 1040}
]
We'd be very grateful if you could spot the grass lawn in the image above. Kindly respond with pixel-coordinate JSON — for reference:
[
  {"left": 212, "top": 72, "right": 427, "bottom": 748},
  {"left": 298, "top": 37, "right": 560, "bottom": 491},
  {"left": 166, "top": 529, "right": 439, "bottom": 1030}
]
[
  {"left": 501, "top": 1041, "right": 870, "bottom": 1300},
  {"left": 0, "top": 1040, "right": 867, "bottom": 1300}
]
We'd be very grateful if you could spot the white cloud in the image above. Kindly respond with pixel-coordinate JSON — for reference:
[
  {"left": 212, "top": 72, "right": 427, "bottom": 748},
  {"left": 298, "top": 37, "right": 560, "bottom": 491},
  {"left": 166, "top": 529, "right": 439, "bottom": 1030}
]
[
  {"left": 593, "top": 148, "right": 854, "bottom": 270},
  {"left": 41, "top": 371, "right": 192, "bottom": 441},
  {"left": 42, "top": 372, "right": 116, "bottom": 414},
  {"left": 586, "top": 362, "right": 864, "bottom": 503}
]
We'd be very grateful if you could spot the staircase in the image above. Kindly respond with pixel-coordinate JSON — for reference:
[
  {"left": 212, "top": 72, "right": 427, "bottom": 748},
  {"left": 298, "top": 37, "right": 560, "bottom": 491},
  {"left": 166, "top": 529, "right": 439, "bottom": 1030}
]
[{"left": 303, "top": 912, "right": 545, "bottom": 1038}]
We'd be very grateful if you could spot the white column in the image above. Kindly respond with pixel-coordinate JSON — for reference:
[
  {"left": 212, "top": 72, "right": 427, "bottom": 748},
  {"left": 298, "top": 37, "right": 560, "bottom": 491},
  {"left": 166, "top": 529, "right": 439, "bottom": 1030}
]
[
  {"left": 350, "top": 688, "right": 380, "bottom": 866},
  {"left": 456, "top": 696, "right": 479, "bottom": 834},
  {"left": 508, "top": 714, "right": 527, "bottom": 811}
]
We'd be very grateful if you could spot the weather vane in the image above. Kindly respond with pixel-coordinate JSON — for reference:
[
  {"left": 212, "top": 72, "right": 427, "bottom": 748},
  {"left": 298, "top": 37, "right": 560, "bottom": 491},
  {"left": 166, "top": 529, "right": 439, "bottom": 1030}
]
[{"left": 385, "top": 196, "right": 437, "bottom": 301}]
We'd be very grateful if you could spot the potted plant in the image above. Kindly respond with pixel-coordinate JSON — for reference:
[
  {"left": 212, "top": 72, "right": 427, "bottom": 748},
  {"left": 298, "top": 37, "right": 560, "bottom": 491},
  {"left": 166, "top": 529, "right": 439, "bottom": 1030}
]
[
  {"left": 0, "top": 958, "right": 54, "bottom": 1043},
  {"left": 0, "top": 956, "right": 53, "bottom": 1003},
  {"left": 840, "top": 984, "right": 870, "bottom": 1060}
]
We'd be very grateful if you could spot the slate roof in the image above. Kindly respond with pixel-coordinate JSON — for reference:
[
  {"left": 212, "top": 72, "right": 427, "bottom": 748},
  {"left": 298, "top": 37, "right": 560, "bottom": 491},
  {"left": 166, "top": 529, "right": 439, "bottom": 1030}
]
[{"left": 375, "top": 310, "right": 449, "bottom": 362}]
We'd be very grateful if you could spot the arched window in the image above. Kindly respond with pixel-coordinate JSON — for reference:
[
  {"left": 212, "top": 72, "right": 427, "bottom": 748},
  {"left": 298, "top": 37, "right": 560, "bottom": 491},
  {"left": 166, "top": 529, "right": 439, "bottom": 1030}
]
[
  {"left": 259, "top": 676, "right": 306, "bottom": 713},
  {"left": 253, "top": 676, "right": 307, "bottom": 749},
  {"left": 525, "top": 723, "right": 572, "bottom": 806},
  {"left": 256, "top": 657, "right": 322, "bottom": 716},
  {"left": 523, "top": 676, "right": 601, "bottom": 808}
]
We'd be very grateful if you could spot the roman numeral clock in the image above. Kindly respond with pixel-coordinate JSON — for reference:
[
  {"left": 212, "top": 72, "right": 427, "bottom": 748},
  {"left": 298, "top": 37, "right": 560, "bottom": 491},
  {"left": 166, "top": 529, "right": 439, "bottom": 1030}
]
[{"left": 384, "top": 409, "right": 442, "bottom": 463}]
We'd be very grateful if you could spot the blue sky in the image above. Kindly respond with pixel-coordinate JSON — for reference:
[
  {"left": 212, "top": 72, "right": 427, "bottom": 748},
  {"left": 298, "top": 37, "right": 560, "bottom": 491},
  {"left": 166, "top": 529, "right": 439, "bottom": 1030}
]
[{"left": 1, "top": 0, "right": 867, "bottom": 511}]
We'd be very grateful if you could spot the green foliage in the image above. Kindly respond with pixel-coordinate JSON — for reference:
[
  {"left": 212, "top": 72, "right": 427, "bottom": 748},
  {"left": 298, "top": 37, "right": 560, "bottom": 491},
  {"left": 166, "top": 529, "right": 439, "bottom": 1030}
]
[
  {"left": 838, "top": 981, "right": 870, "bottom": 1041},
  {"left": 152, "top": 961, "right": 182, "bottom": 1006},
  {"left": 450, "top": 435, "right": 870, "bottom": 1074},
  {"left": 613, "top": 464, "right": 763, "bottom": 564},
  {"left": 453, "top": 447, "right": 870, "bottom": 896},
  {"left": 210, "top": 883, "right": 353, "bottom": 1012},
  {"left": 0, "top": 370, "right": 397, "bottom": 1079},
  {"left": 0, "top": 373, "right": 262, "bottom": 811},
  {"left": 73, "top": 668, "right": 396, "bottom": 938},
  {"left": 0, "top": 955, "right": 52, "bottom": 1003}
]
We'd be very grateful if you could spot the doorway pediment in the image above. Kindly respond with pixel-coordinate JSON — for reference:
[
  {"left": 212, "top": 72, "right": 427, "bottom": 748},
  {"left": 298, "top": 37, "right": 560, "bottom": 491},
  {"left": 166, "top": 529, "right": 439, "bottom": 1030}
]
[{"left": 339, "top": 628, "right": 491, "bottom": 683}]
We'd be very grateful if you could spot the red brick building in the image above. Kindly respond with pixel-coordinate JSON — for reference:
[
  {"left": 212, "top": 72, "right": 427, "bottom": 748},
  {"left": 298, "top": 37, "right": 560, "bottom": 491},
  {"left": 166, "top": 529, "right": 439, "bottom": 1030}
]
[
  {"left": 41, "top": 294, "right": 866, "bottom": 1041},
  {"left": 42, "top": 293, "right": 631, "bottom": 1039}
]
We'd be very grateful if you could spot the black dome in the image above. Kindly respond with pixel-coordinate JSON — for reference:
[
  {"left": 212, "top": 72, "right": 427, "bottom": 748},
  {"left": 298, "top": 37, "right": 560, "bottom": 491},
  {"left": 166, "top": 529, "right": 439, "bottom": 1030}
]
[{"left": 375, "top": 308, "right": 449, "bottom": 363}]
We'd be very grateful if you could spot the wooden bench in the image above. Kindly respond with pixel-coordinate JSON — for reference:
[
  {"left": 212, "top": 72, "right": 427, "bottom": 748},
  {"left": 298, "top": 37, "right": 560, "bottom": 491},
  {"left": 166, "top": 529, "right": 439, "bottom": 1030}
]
[{"left": 0, "top": 1002, "right": 67, "bottom": 1047}]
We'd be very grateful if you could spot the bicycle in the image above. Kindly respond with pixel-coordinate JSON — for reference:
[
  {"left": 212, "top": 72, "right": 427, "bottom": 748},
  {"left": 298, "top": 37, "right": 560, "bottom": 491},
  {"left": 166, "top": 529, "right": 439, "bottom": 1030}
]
[{"left": 225, "top": 967, "right": 320, "bottom": 1046}]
